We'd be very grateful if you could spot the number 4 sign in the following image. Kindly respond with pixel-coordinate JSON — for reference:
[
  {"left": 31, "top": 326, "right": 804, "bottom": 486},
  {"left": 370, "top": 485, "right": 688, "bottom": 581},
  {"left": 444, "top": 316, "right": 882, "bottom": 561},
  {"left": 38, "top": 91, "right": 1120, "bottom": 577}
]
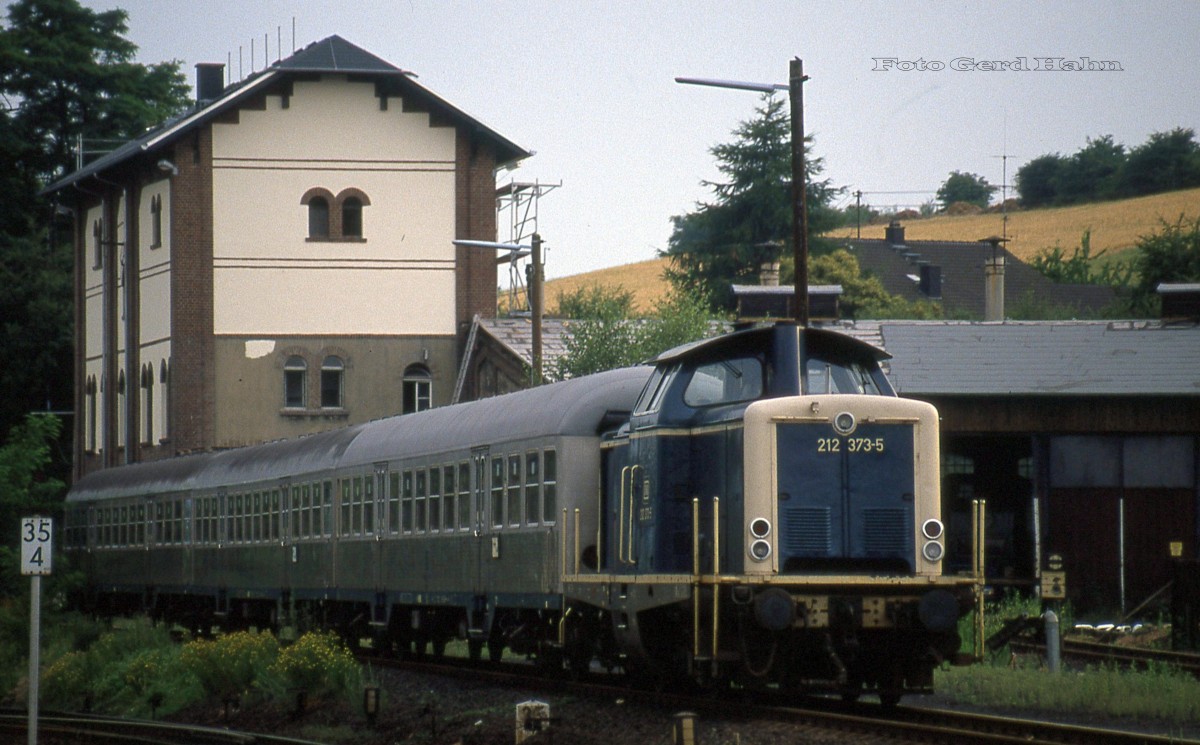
[{"left": 21, "top": 516, "right": 53, "bottom": 576}]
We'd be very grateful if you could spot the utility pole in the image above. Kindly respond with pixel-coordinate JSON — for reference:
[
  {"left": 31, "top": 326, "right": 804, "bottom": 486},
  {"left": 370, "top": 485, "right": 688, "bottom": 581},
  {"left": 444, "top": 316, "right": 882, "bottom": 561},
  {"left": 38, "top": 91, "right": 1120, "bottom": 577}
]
[
  {"left": 530, "top": 233, "right": 543, "bottom": 386},
  {"left": 676, "top": 57, "right": 811, "bottom": 326}
]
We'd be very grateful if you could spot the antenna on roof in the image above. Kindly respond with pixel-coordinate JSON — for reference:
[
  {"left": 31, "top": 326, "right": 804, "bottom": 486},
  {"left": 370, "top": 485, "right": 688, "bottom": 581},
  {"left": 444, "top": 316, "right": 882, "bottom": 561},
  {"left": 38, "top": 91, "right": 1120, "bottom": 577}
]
[{"left": 991, "top": 111, "right": 1016, "bottom": 243}]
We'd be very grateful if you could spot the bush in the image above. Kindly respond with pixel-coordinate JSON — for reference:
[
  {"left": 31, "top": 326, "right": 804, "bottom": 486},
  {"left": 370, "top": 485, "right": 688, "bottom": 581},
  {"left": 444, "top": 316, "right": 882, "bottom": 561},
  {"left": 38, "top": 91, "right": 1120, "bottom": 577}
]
[
  {"left": 269, "top": 631, "right": 360, "bottom": 699},
  {"left": 180, "top": 630, "right": 278, "bottom": 703}
]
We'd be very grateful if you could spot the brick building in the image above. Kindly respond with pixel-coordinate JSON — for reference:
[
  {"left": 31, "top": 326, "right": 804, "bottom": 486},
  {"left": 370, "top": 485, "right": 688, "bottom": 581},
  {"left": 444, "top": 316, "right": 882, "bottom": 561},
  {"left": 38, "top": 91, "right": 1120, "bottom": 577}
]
[{"left": 44, "top": 36, "right": 528, "bottom": 478}]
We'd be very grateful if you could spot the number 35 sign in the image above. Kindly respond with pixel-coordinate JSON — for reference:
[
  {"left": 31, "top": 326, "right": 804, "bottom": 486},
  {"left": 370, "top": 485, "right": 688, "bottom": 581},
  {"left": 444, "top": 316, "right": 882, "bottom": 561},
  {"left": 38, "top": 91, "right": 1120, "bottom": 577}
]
[{"left": 21, "top": 516, "right": 53, "bottom": 576}]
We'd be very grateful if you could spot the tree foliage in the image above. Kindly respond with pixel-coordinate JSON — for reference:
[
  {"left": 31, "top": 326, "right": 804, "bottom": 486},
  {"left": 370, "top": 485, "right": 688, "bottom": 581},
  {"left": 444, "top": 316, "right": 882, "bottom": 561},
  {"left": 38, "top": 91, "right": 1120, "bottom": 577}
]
[
  {"left": 1015, "top": 129, "right": 1200, "bottom": 208},
  {"left": 662, "top": 94, "right": 842, "bottom": 312},
  {"left": 936, "top": 171, "right": 995, "bottom": 209},
  {"left": 0, "top": 413, "right": 65, "bottom": 597},
  {"left": 808, "top": 250, "right": 941, "bottom": 320},
  {"left": 548, "top": 284, "right": 716, "bottom": 380},
  {"left": 0, "top": 0, "right": 190, "bottom": 452},
  {"left": 1029, "top": 230, "right": 1133, "bottom": 287},
  {"left": 1127, "top": 215, "right": 1200, "bottom": 315}
]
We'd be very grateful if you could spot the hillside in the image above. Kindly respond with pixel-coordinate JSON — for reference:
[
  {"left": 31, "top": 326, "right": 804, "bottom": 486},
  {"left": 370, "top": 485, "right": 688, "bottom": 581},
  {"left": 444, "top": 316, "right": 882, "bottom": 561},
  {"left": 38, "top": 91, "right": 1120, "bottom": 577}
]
[{"left": 543, "top": 187, "right": 1200, "bottom": 313}]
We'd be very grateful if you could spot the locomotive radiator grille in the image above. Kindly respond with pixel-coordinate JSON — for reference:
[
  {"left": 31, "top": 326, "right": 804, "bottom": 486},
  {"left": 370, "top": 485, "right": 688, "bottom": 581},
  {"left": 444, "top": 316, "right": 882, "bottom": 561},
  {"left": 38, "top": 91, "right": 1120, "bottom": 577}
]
[
  {"left": 861, "top": 508, "right": 911, "bottom": 556},
  {"left": 782, "top": 506, "right": 831, "bottom": 555}
]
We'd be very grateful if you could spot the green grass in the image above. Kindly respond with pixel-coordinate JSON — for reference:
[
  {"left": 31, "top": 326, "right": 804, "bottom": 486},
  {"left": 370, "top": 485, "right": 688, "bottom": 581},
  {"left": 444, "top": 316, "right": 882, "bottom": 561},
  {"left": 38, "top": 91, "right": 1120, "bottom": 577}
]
[{"left": 941, "top": 590, "right": 1199, "bottom": 729}]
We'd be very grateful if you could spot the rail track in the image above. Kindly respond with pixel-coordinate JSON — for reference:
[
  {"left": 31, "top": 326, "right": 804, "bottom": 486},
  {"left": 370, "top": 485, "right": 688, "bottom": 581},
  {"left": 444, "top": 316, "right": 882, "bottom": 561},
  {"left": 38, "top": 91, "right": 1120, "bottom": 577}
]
[
  {"left": 0, "top": 709, "right": 325, "bottom": 745},
  {"left": 1010, "top": 638, "right": 1200, "bottom": 678},
  {"left": 360, "top": 652, "right": 1200, "bottom": 745}
]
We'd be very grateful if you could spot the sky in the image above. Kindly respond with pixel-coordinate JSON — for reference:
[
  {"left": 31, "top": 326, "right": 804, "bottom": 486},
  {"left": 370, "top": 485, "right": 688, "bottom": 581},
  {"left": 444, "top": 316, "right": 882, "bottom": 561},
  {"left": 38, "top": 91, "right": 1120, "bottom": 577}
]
[{"left": 79, "top": 0, "right": 1200, "bottom": 279}]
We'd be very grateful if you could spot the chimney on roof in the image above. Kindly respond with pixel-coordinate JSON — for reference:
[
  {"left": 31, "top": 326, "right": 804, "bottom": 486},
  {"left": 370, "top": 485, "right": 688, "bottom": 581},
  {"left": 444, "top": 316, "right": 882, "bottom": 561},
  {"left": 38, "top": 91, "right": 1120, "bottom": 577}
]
[
  {"left": 981, "top": 235, "right": 1008, "bottom": 321},
  {"left": 885, "top": 221, "right": 905, "bottom": 246},
  {"left": 1158, "top": 283, "right": 1200, "bottom": 321},
  {"left": 195, "top": 63, "right": 225, "bottom": 105},
  {"left": 759, "top": 261, "right": 781, "bottom": 287}
]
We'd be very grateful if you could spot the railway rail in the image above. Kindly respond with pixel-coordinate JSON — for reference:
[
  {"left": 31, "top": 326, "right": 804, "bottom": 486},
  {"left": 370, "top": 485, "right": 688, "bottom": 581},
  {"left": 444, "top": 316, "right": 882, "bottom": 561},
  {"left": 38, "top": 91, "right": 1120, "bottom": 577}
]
[
  {"left": 361, "top": 653, "right": 1200, "bottom": 745},
  {"left": 0, "top": 709, "right": 325, "bottom": 745},
  {"left": 1010, "top": 638, "right": 1200, "bottom": 678}
]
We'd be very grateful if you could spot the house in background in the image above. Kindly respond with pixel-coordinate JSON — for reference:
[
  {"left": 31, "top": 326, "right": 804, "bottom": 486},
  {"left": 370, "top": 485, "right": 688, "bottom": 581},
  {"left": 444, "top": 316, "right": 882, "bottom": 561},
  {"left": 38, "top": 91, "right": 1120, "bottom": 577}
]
[
  {"left": 842, "top": 222, "right": 1119, "bottom": 319},
  {"left": 44, "top": 36, "right": 528, "bottom": 478}
]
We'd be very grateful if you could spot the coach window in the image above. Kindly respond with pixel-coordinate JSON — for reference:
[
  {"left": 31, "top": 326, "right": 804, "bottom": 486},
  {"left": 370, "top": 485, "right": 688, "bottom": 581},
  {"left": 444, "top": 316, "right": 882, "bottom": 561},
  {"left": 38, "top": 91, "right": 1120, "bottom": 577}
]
[
  {"left": 284, "top": 356, "right": 307, "bottom": 408},
  {"left": 321, "top": 356, "right": 344, "bottom": 409},
  {"left": 415, "top": 470, "right": 427, "bottom": 532},
  {"left": 401, "top": 470, "right": 414, "bottom": 532},
  {"left": 442, "top": 466, "right": 455, "bottom": 532},
  {"left": 491, "top": 457, "right": 505, "bottom": 528},
  {"left": 290, "top": 486, "right": 301, "bottom": 539},
  {"left": 525, "top": 452, "right": 540, "bottom": 525},
  {"left": 403, "top": 364, "right": 432, "bottom": 414},
  {"left": 352, "top": 477, "right": 363, "bottom": 535},
  {"left": 507, "top": 455, "right": 522, "bottom": 527},
  {"left": 458, "top": 462, "right": 471, "bottom": 530},
  {"left": 271, "top": 489, "right": 281, "bottom": 540},
  {"left": 363, "top": 476, "right": 374, "bottom": 534},
  {"left": 389, "top": 472, "right": 401, "bottom": 533},
  {"left": 543, "top": 449, "right": 558, "bottom": 524},
  {"left": 428, "top": 467, "right": 441, "bottom": 531}
]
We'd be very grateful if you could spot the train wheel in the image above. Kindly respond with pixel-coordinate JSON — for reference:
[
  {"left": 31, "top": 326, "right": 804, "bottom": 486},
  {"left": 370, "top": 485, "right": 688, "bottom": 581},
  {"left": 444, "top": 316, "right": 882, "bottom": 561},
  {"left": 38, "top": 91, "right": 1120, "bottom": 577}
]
[
  {"left": 468, "top": 638, "right": 484, "bottom": 662},
  {"left": 432, "top": 638, "right": 447, "bottom": 658},
  {"left": 878, "top": 690, "right": 902, "bottom": 708}
]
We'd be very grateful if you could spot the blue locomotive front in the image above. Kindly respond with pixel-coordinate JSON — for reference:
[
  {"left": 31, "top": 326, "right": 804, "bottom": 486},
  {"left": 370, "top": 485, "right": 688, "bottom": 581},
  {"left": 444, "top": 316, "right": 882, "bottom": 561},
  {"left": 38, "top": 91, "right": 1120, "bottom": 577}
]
[{"left": 562, "top": 323, "right": 977, "bottom": 703}]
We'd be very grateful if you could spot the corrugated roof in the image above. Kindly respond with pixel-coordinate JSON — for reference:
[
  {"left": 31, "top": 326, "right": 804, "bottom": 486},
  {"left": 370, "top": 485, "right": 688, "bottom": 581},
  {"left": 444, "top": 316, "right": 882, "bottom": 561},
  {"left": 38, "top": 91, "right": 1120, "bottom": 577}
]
[{"left": 880, "top": 320, "right": 1200, "bottom": 395}]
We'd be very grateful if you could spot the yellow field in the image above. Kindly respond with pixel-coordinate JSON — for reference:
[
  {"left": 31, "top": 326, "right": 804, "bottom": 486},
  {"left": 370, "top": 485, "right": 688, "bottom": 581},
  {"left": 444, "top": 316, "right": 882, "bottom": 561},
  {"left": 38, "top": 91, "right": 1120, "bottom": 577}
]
[
  {"left": 827, "top": 187, "right": 1200, "bottom": 262},
  {"left": 543, "top": 188, "right": 1200, "bottom": 312}
]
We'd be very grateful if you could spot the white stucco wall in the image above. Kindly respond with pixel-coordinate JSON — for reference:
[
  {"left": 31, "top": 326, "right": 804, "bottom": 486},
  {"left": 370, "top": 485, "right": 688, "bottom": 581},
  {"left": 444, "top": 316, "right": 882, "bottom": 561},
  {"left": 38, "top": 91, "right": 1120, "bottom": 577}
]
[{"left": 210, "top": 75, "right": 458, "bottom": 335}]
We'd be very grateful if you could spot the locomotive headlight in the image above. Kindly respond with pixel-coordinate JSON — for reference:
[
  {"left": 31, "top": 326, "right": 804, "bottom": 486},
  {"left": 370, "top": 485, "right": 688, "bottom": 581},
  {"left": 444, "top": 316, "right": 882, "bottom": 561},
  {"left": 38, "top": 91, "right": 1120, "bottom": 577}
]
[
  {"left": 749, "top": 518, "right": 771, "bottom": 539},
  {"left": 921, "top": 518, "right": 945, "bottom": 540},
  {"left": 749, "top": 539, "right": 772, "bottom": 561},
  {"left": 833, "top": 411, "right": 856, "bottom": 435},
  {"left": 922, "top": 540, "right": 945, "bottom": 562}
]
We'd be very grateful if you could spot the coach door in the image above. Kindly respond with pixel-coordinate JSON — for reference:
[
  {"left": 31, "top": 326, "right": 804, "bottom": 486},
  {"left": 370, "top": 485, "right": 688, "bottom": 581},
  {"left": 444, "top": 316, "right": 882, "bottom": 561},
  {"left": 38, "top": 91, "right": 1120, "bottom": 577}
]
[{"left": 471, "top": 448, "right": 490, "bottom": 596}]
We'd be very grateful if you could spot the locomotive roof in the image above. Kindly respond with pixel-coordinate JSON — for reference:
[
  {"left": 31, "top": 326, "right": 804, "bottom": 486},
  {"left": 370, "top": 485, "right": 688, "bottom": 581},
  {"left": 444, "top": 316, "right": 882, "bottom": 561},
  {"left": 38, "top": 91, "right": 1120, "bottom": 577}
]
[
  {"left": 67, "top": 366, "right": 651, "bottom": 503},
  {"left": 652, "top": 323, "right": 891, "bottom": 364}
]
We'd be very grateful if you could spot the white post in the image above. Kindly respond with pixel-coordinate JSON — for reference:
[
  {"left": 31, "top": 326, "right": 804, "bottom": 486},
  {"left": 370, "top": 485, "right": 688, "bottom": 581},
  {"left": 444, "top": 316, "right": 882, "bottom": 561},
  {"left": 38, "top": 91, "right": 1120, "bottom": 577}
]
[{"left": 29, "top": 574, "right": 40, "bottom": 745}]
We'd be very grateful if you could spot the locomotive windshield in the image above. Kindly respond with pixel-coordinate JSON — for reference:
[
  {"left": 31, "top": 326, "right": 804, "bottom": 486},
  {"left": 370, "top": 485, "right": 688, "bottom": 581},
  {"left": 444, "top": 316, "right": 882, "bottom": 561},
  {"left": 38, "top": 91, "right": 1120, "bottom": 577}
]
[
  {"left": 803, "top": 355, "right": 887, "bottom": 395},
  {"left": 683, "top": 355, "right": 765, "bottom": 407}
]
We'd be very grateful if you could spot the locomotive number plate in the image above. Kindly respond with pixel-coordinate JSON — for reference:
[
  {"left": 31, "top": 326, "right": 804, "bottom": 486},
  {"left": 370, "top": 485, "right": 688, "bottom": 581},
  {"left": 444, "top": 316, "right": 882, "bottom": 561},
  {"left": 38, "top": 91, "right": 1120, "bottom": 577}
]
[{"left": 816, "top": 437, "right": 885, "bottom": 454}]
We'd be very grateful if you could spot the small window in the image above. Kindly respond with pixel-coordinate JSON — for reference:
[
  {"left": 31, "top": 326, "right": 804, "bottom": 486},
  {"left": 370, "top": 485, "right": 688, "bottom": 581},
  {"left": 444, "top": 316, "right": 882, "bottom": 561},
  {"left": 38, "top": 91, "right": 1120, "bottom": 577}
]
[
  {"left": 342, "top": 197, "right": 363, "bottom": 238},
  {"left": 525, "top": 452, "right": 540, "bottom": 526},
  {"left": 150, "top": 194, "right": 163, "bottom": 248},
  {"left": 491, "top": 457, "right": 504, "bottom": 528},
  {"left": 543, "top": 449, "right": 557, "bottom": 524},
  {"left": 403, "top": 364, "right": 432, "bottom": 414},
  {"left": 458, "top": 462, "right": 471, "bottom": 530},
  {"left": 507, "top": 455, "right": 521, "bottom": 527},
  {"left": 284, "top": 356, "right": 307, "bottom": 408},
  {"left": 308, "top": 196, "right": 329, "bottom": 238},
  {"left": 321, "top": 356, "right": 344, "bottom": 408}
]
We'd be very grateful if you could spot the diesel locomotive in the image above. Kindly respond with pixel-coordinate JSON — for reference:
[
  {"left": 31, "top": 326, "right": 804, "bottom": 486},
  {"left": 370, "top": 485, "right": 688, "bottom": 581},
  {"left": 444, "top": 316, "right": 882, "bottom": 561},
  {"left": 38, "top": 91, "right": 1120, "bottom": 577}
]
[{"left": 64, "top": 322, "right": 977, "bottom": 703}]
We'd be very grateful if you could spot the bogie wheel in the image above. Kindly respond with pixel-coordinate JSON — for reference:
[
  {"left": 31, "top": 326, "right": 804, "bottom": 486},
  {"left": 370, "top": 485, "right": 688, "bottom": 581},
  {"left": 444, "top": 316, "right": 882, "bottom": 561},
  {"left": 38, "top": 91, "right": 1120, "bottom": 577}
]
[
  {"left": 467, "top": 638, "right": 484, "bottom": 662},
  {"left": 487, "top": 637, "right": 504, "bottom": 662}
]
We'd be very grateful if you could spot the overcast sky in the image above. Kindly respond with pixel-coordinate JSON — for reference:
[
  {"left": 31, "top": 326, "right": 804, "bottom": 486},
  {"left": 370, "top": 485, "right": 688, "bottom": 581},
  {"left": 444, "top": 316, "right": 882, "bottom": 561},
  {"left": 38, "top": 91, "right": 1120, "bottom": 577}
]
[{"left": 82, "top": 0, "right": 1200, "bottom": 279}]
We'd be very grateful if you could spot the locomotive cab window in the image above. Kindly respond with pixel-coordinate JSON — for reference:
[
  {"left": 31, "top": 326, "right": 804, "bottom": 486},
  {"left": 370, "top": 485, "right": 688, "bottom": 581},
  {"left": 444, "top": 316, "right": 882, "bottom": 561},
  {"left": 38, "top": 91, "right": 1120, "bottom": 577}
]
[
  {"left": 683, "top": 355, "right": 764, "bottom": 408},
  {"left": 803, "top": 355, "right": 886, "bottom": 396}
]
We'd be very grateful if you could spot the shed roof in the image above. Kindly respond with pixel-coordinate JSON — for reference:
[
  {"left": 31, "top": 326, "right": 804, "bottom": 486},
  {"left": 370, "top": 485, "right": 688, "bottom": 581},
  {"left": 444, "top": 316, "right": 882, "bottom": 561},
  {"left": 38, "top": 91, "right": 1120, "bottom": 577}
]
[{"left": 880, "top": 320, "right": 1200, "bottom": 396}]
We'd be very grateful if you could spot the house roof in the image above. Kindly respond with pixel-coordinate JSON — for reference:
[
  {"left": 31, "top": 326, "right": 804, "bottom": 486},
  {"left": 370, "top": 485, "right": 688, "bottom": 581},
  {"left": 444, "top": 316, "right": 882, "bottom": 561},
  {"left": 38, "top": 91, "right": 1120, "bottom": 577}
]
[
  {"left": 43, "top": 35, "right": 528, "bottom": 194},
  {"left": 842, "top": 232, "right": 1118, "bottom": 318},
  {"left": 468, "top": 316, "right": 1200, "bottom": 397},
  {"left": 879, "top": 320, "right": 1200, "bottom": 396}
]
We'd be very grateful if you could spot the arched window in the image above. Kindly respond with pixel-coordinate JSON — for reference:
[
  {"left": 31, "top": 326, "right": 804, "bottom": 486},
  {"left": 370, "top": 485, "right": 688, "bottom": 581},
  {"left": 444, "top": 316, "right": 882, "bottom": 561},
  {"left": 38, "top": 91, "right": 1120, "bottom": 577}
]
[
  {"left": 86, "top": 376, "right": 98, "bottom": 452},
  {"left": 402, "top": 363, "right": 432, "bottom": 414},
  {"left": 159, "top": 360, "right": 170, "bottom": 441},
  {"left": 321, "top": 356, "right": 344, "bottom": 408},
  {"left": 284, "top": 355, "right": 307, "bottom": 408},
  {"left": 342, "top": 196, "right": 363, "bottom": 238},
  {"left": 150, "top": 194, "right": 163, "bottom": 248},
  {"left": 307, "top": 196, "right": 329, "bottom": 238}
]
